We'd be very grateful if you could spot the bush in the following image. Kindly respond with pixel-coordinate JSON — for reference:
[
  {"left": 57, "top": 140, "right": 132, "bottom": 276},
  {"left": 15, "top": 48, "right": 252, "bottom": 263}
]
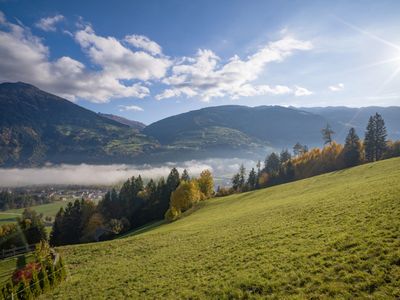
[
  {"left": 30, "top": 269, "right": 42, "bottom": 297},
  {"left": 215, "top": 186, "right": 234, "bottom": 197},
  {"left": 165, "top": 207, "right": 181, "bottom": 222},
  {"left": 38, "top": 263, "right": 50, "bottom": 293}
]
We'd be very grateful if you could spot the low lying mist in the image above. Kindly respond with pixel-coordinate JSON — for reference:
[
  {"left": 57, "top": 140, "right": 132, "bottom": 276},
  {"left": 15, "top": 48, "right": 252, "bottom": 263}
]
[{"left": 0, "top": 158, "right": 257, "bottom": 188}]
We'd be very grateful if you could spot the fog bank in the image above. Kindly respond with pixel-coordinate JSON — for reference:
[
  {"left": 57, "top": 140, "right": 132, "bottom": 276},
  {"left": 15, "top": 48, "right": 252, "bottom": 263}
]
[{"left": 0, "top": 158, "right": 256, "bottom": 187}]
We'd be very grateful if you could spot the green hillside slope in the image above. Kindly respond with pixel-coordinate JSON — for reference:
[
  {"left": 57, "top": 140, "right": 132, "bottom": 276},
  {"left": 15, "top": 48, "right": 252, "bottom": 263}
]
[{"left": 51, "top": 158, "right": 400, "bottom": 299}]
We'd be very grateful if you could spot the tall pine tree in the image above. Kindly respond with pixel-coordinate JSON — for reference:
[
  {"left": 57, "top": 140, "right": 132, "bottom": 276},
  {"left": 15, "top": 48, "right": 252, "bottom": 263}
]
[
  {"left": 343, "top": 127, "right": 361, "bottom": 167},
  {"left": 364, "top": 113, "right": 387, "bottom": 161},
  {"left": 321, "top": 123, "right": 335, "bottom": 145}
]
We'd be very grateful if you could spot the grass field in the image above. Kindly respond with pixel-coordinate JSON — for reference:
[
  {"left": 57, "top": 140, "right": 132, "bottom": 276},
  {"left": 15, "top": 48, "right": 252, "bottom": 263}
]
[
  {"left": 0, "top": 201, "right": 70, "bottom": 225},
  {"left": 48, "top": 158, "right": 400, "bottom": 299}
]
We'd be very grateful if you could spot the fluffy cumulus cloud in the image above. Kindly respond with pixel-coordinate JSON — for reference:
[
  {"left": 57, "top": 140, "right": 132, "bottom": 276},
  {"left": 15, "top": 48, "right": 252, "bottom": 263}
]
[
  {"left": 75, "top": 26, "right": 171, "bottom": 82},
  {"left": 118, "top": 104, "right": 144, "bottom": 112},
  {"left": 0, "top": 11, "right": 313, "bottom": 103},
  {"left": 35, "top": 14, "right": 64, "bottom": 31},
  {"left": 329, "top": 83, "right": 344, "bottom": 92},
  {"left": 156, "top": 37, "right": 313, "bottom": 101},
  {"left": 125, "top": 34, "right": 162, "bottom": 56},
  {"left": 0, "top": 13, "right": 168, "bottom": 102}
]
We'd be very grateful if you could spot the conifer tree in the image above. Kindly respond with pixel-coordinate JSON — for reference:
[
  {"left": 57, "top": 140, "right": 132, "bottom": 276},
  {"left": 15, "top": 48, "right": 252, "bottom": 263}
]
[
  {"left": 231, "top": 173, "right": 241, "bottom": 192},
  {"left": 265, "top": 152, "right": 280, "bottom": 175},
  {"left": 374, "top": 113, "right": 387, "bottom": 160},
  {"left": 364, "top": 113, "right": 387, "bottom": 161},
  {"left": 238, "top": 164, "right": 246, "bottom": 190},
  {"left": 279, "top": 149, "right": 291, "bottom": 164},
  {"left": 321, "top": 123, "right": 335, "bottom": 145},
  {"left": 181, "top": 169, "right": 190, "bottom": 181},
  {"left": 166, "top": 168, "right": 180, "bottom": 193},
  {"left": 293, "top": 142, "right": 303, "bottom": 156},
  {"left": 364, "top": 116, "right": 375, "bottom": 161},
  {"left": 343, "top": 127, "right": 361, "bottom": 167},
  {"left": 247, "top": 168, "right": 257, "bottom": 190}
]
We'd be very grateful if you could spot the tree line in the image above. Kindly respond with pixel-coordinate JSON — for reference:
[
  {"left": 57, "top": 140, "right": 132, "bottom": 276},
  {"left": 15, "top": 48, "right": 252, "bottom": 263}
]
[
  {"left": 49, "top": 168, "right": 214, "bottom": 246},
  {"left": 224, "top": 113, "right": 399, "bottom": 194},
  {"left": 0, "top": 191, "right": 51, "bottom": 211}
]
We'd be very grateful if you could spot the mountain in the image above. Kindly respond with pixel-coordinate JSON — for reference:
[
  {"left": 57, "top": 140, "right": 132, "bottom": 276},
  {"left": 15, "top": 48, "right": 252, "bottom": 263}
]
[
  {"left": 0, "top": 82, "right": 158, "bottom": 166},
  {"left": 50, "top": 158, "right": 400, "bottom": 298},
  {"left": 98, "top": 113, "right": 146, "bottom": 131},
  {"left": 143, "top": 105, "right": 334, "bottom": 149},
  {"left": 300, "top": 106, "right": 400, "bottom": 141},
  {"left": 1, "top": 82, "right": 399, "bottom": 167}
]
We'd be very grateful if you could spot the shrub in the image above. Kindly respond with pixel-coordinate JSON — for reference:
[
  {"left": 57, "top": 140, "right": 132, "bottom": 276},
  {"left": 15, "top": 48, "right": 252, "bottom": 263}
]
[
  {"left": 30, "top": 269, "right": 42, "bottom": 297},
  {"left": 38, "top": 263, "right": 50, "bottom": 293},
  {"left": 165, "top": 207, "right": 181, "bottom": 222}
]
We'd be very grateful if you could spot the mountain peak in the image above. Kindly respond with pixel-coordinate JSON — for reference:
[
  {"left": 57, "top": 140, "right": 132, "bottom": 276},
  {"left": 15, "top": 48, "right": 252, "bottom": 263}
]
[{"left": 0, "top": 81, "right": 39, "bottom": 90}]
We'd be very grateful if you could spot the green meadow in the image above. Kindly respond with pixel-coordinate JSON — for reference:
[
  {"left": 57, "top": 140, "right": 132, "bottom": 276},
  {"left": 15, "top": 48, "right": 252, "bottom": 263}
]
[
  {"left": 48, "top": 158, "right": 400, "bottom": 299},
  {"left": 0, "top": 201, "right": 70, "bottom": 225}
]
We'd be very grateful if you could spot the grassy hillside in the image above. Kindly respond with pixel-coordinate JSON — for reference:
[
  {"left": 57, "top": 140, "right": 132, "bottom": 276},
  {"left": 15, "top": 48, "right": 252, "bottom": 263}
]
[{"left": 50, "top": 158, "right": 400, "bottom": 299}]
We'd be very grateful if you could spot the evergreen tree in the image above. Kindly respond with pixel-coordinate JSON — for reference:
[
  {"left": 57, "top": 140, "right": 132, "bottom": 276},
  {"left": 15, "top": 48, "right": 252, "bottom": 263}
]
[
  {"left": 166, "top": 168, "right": 180, "bottom": 193},
  {"left": 238, "top": 164, "right": 246, "bottom": 190},
  {"left": 321, "top": 123, "right": 335, "bottom": 145},
  {"left": 280, "top": 149, "right": 291, "bottom": 164},
  {"left": 181, "top": 169, "right": 190, "bottom": 181},
  {"left": 364, "top": 116, "right": 375, "bottom": 161},
  {"left": 343, "top": 127, "right": 361, "bottom": 167},
  {"left": 284, "top": 161, "right": 295, "bottom": 182},
  {"left": 50, "top": 208, "right": 64, "bottom": 246},
  {"left": 247, "top": 168, "right": 257, "bottom": 190},
  {"left": 364, "top": 113, "right": 387, "bottom": 161},
  {"left": 265, "top": 152, "right": 280, "bottom": 175},
  {"left": 374, "top": 113, "right": 387, "bottom": 160},
  {"left": 293, "top": 142, "right": 303, "bottom": 156},
  {"left": 231, "top": 173, "right": 241, "bottom": 192}
]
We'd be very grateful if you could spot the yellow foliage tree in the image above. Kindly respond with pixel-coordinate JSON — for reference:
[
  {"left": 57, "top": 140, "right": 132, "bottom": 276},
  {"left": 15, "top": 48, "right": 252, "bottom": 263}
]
[
  {"left": 170, "top": 180, "right": 201, "bottom": 213},
  {"left": 197, "top": 170, "right": 214, "bottom": 199}
]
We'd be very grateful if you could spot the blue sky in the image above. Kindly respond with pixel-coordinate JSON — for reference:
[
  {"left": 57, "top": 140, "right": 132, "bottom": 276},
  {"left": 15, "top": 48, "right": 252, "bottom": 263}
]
[{"left": 1, "top": 0, "right": 400, "bottom": 124}]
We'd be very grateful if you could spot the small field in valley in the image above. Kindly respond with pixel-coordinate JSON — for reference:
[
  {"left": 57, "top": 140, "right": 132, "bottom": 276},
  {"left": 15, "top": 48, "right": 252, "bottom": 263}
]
[
  {"left": 0, "top": 201, "right": 70, "bottom": 225},
  {"left": 49, "top": 158, "right": 400, "bottom": 299}
]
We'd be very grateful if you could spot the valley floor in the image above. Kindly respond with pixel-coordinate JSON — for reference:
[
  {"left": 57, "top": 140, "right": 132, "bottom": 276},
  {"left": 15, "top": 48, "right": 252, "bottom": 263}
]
[{"left": 48, "top": 158, "right": 400, "bottom": 299}]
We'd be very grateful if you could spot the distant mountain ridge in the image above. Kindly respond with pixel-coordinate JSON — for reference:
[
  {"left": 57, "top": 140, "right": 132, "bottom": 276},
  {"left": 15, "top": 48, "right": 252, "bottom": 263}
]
[
  {"left": 142, "top": 105, "right": 333, "bottom": 149},
  {"left": 98, "top": 113, "right": 146, "bottom": 131},
  {"left": 299, "top": 106, "right": 400, "bottom": 141},
  {"left": 1, "top": 82, "right": 399, "bottom": 167}
]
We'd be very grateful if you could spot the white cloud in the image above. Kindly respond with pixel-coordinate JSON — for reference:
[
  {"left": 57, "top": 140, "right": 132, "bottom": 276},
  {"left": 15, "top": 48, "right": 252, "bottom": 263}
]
[
  {"left": 125, "top": 34, "right": 162, "bottom": 56},
  {"left": 329, "top": 83, "right": 344, "bottom": 91},
  {"left": 118, "top": 105, "right": 144, "bottom": 112},
  {"left": 75, "top": 26, "right": 171, "bottom": 81},
  {"left": 0, "top": 11, "right": 313, "bottom": 103},
  {"left": 157, "top": 37, "right": 313, "bottom": 101},
  {"left": 35, "top": 14, "right": 64, "bottom": 32},
  {"left": 294, "top": 85, "right": 313, "bottom": 96},
  {"left": 0, "top": 15, "right": 167, "bottom": 102}
]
